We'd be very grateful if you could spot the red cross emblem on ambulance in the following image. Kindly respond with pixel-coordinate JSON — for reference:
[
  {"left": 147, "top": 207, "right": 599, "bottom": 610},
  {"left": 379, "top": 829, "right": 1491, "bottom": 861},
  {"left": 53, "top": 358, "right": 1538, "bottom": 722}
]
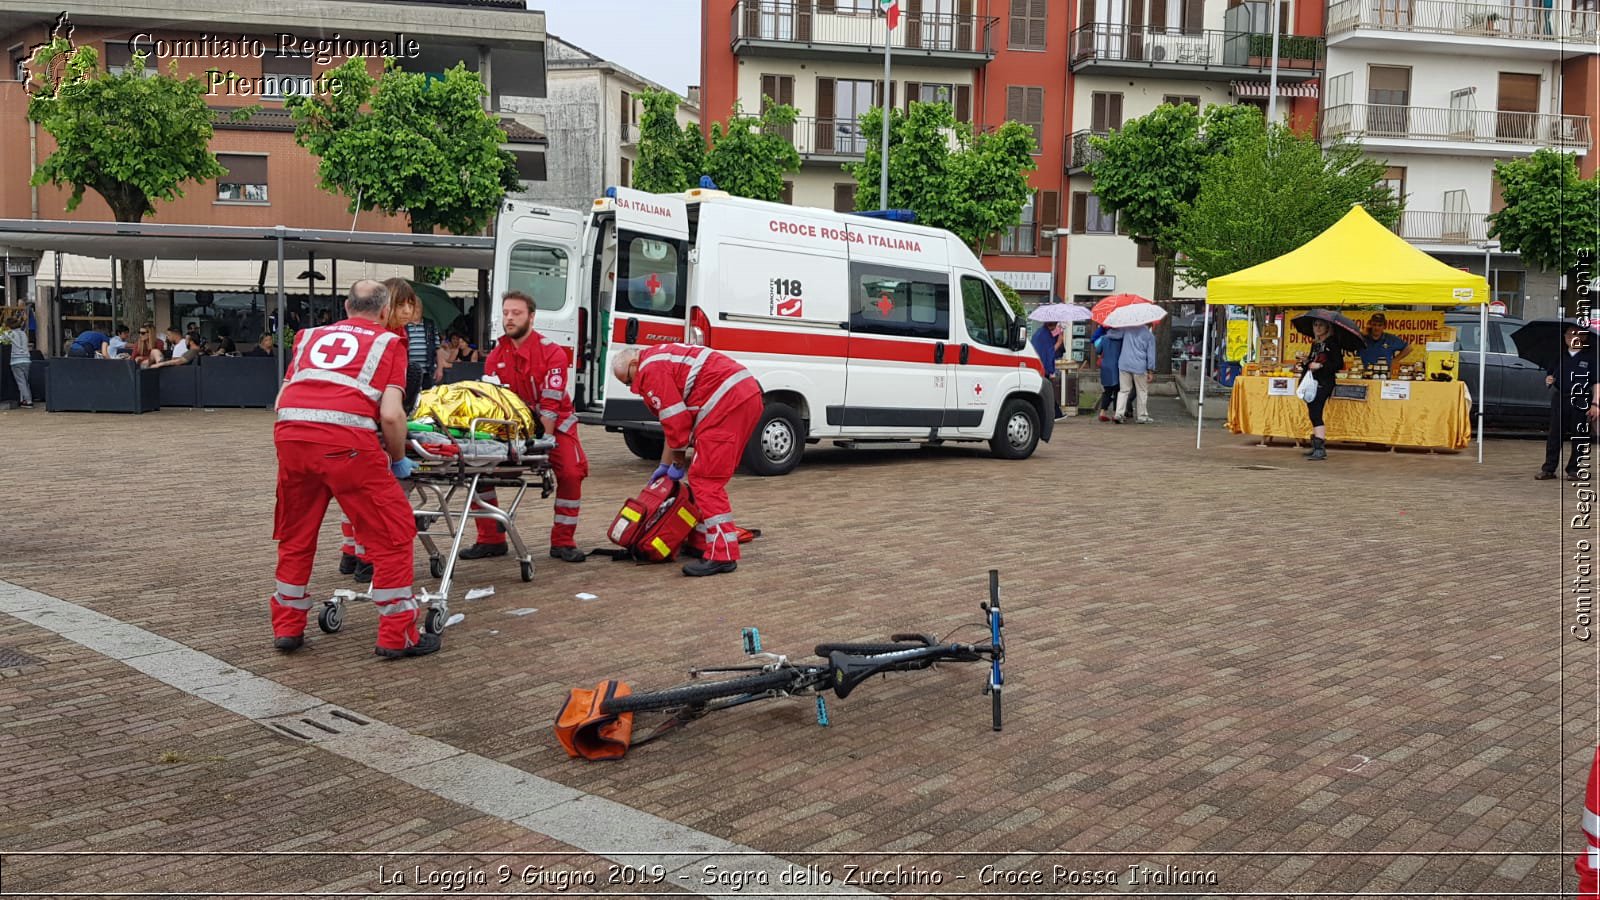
[
  {"left": 645, "top": 274, "right": 662, "bottom": 295},
  {"left": 874, "top": 294, "right": 894, "bottom": 317},
  {"left": 973, "top": 383, "right": 984, "bottom": 397}
]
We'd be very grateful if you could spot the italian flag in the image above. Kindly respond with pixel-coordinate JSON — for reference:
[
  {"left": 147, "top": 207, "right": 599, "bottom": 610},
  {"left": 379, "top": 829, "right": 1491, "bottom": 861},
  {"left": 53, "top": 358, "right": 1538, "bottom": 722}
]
[{"left": 880, "top": 0, "right": 901, "bottom": 28}]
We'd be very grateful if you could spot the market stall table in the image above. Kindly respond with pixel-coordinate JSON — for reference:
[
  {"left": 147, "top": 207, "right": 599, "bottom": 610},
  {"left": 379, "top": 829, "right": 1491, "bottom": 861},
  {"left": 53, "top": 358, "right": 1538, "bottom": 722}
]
[{"left": 1226, "top": 374, "right": 1472, "bottom": 450}]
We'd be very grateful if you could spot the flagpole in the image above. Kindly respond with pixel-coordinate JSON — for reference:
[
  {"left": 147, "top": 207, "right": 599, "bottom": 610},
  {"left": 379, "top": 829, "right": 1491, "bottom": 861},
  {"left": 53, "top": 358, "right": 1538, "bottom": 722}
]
[{"left": 880, "top": 3, "right": 892, "bottom": 210}]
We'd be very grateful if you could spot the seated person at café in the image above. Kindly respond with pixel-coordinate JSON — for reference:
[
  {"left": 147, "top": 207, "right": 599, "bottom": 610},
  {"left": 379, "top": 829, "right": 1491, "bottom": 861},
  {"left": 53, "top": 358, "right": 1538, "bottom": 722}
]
[
  {"left": 147, "top": 327, "right": 200, "bottom": 369},
  {"left": 67, "top": 328, "right": 112, "bottom": 358},
  {"left": 209, "top": 336, "right": 238, "bottom": 356},
  {"left": 106, "top": 325, "right": 133, "bottom": 358},
  {"left": 1356, "top": 313, "right": 1408, "bottom": 372},
  {"left": 243, "top": 334, "right": 275, "bottom": 357}
]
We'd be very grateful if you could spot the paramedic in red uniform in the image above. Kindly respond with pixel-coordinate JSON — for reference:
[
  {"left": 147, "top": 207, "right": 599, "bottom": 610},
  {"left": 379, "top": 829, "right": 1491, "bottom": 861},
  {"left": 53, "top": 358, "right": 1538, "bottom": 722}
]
[
  {"left": 611, "top": 344, "right": 763, "bottom": 577},
  {"left": 269, "top": 279, "right": 441, "bottom": 658},
  {"left": 458, "top": 291, "right": 589, "bottom": 563}
]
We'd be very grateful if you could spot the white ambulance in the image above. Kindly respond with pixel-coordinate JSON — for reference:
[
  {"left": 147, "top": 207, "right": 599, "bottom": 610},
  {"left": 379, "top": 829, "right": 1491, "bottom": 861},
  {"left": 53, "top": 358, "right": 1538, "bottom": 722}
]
[{"left": 490, "top": 186, "right": 1053, "bottom": 476}]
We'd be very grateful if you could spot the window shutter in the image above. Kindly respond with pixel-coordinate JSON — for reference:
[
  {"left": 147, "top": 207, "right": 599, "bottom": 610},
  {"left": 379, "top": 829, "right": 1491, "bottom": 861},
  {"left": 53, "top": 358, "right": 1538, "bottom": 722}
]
[
  {"left": 834, "top": 183, "right": 856, "bottom": 212},
  {"left": 817, "top": 77, "right": 836, "bottom": 152},
  {"left": 761, "top": 76, "right": 777, "bottom": 111},
  {"left": 1491, "top": 173, "right": 1506, "bottom": 214},
  {"left": 621, "top": 90, "right": 632, "bottom": 127},
  {"left": 621, "top": 157, "right": 632, "bottom": 188},
  {"left": 1108, "top": 93, "right": 1123, "bottom": 129},
  {"left": 1137, "top": 238, "right": 1156, "bottom": 267},
  {"left": 1039, "top": 190, "right": 1060, "bottom": 228},
  {"left": 1025, "top": 87, "right": 1044, "bottom": 148},
  {"left": 1006, "top": 85, "right": 1024, "bottom": 123},
  {"left": 1010, "top": 0, "right": 1029, "bottom": 46},
  {"left": 219, "top": 154, "right": 268, "bottom": 184},
  {"left": 905, "top": 80, "right": 921, "bottom": 110},
  {"left": 958, "top": 0, "right": 976, "bottom": 49},
  {"left": 1029, "top": 0, "right": 1049, "bottom": 48},
  {"left": 818, "top": 0, "right": 836, "bottom": 10},
  {"left": 906, "top": 0, "right": 924, "bottom": 49},
  {"left": 1151, "top": 0, "right": 1168, "bottom": 29},
  {"left": 782, "top": 181, "right": 795, "bottom": 205},
  {"left": 1183, "top": 0, "right": 1203, "bottom": 32},
  {"left": 955, "top": 85, "right": 971, "bottom": 122},
  {"left": 1091, "top": 93, "right": 1107, "bottom": 132},
  {"left": 779, "top": 75, "right": 794, "bottom": 107},
  {"left": 1071, "top": 192, "right": 1088, "bottom": 234}
]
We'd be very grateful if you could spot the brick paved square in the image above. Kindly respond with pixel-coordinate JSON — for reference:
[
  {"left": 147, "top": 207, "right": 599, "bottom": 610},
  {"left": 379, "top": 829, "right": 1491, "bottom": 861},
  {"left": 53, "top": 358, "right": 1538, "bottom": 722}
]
[{"left": 0, "top": 400, "right": 1589, "bottom": 896}]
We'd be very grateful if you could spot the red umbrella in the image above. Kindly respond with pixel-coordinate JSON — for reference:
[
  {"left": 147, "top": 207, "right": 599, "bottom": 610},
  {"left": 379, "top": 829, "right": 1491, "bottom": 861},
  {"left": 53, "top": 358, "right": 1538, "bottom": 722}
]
[{"left": 1090, "top": 293, "right": 1152, "bottom": 325}]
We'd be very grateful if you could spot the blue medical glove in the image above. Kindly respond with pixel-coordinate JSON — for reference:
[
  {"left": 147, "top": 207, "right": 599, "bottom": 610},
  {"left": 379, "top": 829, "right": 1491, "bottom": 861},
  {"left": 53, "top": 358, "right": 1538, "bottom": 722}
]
[
  {"left": 391, "top": 457, "right": 417, "bottom": 479},
  {"left": 651, "top": 463, "right": 671, "bottom": 482},
  {"left": 666, "top": 463, "right": 686, "bottom": 481}
]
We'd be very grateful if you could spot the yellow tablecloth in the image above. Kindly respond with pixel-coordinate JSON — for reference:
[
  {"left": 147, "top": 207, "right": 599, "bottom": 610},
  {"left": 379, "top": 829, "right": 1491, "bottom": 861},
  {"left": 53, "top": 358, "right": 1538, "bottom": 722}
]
[{"left": 1226, "top": 376, "right": 1472, "bottom": 449}]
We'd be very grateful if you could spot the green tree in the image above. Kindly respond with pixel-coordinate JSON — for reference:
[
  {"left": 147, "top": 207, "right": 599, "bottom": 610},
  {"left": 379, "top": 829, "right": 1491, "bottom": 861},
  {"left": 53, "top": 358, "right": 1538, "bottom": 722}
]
[
  {"left": 702, "top": 102, "right": 801, "bottom": 201},
  {"left": 27, "top": 40, "right": 240, "bottom": 331},
  {"left": 1086, "top": 102, "right": 1262, "bottom": 371},
  {"left": 1174, "top": 123, "right": 1400, "bottom": 286},
  {"left": 992, "top": 278, "right": 1027, "bottom": 318},
  {"left": 847, "top": 101, "right": 1036, "bottom": 250},
  {"left": 287, "top": 58, "right": 521, "bottom": 280},
  {"left": 1488, "top": 149, "right": 1598, "bottom": 280},
  {"left": 634, "top": 89, "right": 697, "bottom": 193}
]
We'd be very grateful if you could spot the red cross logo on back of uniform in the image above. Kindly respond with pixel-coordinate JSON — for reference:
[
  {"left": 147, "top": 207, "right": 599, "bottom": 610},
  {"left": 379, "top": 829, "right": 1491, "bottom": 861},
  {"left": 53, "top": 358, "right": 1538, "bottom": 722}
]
[{"left": 308, "top": 332, "right": 359, "bottom": 370}]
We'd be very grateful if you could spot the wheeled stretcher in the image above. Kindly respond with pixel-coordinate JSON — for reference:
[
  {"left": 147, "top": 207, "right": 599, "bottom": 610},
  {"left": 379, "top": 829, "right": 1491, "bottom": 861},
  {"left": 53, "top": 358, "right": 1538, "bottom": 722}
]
[{"left": 315, "top": 418, "right": 555, "bottom": 637}]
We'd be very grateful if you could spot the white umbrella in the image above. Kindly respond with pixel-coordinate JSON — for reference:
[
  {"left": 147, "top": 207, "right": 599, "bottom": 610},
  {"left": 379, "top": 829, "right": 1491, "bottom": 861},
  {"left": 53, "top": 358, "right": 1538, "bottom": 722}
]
[
  {"left": 1101, "top": 303, "right": 1168, "bottom": 328},
  {"left": 1028, "top": 303, "right": 1093, "bottom": 323}
]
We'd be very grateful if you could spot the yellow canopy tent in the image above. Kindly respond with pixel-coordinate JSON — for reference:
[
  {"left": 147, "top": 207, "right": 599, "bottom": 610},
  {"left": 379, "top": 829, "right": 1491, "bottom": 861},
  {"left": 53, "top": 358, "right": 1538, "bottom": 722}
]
[
  {"left": 1206, "top": 205, "right": 1489, "bottom": 307},
  {"left": 1194, "top": 205, "right": 1492, "bottom": 460}
]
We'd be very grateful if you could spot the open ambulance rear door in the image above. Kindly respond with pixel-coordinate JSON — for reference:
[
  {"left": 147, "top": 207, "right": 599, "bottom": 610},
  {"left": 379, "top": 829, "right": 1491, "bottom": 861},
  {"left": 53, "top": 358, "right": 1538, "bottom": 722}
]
[
  {"left": 490, "top": 200, "right": 593, "bottom": 401},
  {"left": 595, "top": 187, "right": 692, "bottom": 431}
]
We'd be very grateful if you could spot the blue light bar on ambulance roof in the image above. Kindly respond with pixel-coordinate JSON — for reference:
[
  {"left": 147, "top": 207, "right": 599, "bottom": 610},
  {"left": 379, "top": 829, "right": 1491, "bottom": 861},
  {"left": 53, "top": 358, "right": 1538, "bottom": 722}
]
[
  {"left": 700, "top": 176, "right": 719, "bottom": 189},
  {"left": 850, "top": 209, "right": 917, "bottom": 223},
  {"left": 604, "top": 187, "right": 618, "bottom": 199}
]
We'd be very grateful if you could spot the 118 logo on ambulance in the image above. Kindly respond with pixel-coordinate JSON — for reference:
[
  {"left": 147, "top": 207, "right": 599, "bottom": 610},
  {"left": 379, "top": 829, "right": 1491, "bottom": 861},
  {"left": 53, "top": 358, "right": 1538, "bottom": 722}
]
[{"left": 770, "top": 278, "right": 803, "bottom": 318}]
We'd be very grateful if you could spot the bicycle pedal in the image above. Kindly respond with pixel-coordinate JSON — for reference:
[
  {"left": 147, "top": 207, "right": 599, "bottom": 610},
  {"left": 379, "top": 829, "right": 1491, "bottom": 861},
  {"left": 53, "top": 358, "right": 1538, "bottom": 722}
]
[
  {"left": 815, "top": 695, "right": 829, "bottom": 727},
  {"left": 741, "top": 627, "right": 762, "bottom": 655}
]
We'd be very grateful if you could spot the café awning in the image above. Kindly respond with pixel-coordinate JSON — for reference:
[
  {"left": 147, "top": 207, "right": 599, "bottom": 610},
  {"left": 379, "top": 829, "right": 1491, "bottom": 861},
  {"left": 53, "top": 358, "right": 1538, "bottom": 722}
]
[{"left": 1231, "top": 80, "right": 1319, "bottom": 98}]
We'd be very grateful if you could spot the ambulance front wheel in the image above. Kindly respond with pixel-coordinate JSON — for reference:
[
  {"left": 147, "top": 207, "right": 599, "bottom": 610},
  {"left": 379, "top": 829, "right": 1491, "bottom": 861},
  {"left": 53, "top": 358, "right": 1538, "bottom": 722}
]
[
  {"left": 743, "top": 401, "right": 804, "bottom": 476},
  {"left": 990, "top": 398, "right": 1040, "bottom": 460},
  {"left": 622, "top": 429, "right": 665, "bottom": 461}
]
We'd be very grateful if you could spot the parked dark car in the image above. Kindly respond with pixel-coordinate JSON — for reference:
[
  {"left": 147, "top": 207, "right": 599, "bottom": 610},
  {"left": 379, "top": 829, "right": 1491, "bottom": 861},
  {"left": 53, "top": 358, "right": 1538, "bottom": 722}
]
[{"left": 1449, "top": 313, "right": 1552, "bottom": 430}]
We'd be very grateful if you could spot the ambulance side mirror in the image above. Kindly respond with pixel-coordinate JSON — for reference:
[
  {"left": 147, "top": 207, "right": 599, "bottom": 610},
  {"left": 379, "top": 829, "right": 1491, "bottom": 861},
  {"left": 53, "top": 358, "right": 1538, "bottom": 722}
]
[{"left": 1012, "top": 324, "right": 1028, "bottom": 351}]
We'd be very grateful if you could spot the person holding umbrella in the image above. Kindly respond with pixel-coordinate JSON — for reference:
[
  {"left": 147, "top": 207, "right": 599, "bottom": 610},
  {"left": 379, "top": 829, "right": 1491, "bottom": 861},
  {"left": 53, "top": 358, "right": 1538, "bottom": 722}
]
[
  {"left": 1291, "top": 311, "right": 1363, "bottom": 461},
  {"left": 1027, "top": 301, "right": 1090, "bottom": 420},
  {"left": 1091, "top": 294, "right": 1166, "bottom": 424}
]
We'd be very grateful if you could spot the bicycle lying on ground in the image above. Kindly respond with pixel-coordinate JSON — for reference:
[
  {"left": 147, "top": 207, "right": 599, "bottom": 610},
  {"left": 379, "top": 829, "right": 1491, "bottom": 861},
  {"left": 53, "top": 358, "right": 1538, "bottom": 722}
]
[{"left": 603, "top": 570, "right": 1007, "bottom": 745}]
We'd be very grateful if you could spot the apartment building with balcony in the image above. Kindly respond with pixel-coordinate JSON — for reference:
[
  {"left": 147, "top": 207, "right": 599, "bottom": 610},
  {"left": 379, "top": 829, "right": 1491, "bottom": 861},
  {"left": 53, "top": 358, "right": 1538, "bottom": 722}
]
[
  {"left": 1321, "top": 0, "right": 1596, "bottom": 316},
  {"left": 1063, "top": 0, "right": 1326, "bottom": 312},
  {"left": 521, "top": 36, "right": 700, "bottom": 214},
  {"left": 0, "top": 0, "right": 548, "bottom": 351},
  {"left": 702, "top": 0, "right": 1074, "bottom": 304}
]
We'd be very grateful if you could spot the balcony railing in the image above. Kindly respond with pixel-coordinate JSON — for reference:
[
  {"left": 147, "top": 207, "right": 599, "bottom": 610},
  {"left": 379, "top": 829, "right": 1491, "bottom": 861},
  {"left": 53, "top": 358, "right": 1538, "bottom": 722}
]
[
  {"left": 766, "top": 116, "right": 873, "bottom": 157},
  {"left": 1322, "top": 103, "right": 1591, "bottom": 148},
  {"left": 1391, "top": 210, "right": 1491, "bottom": 244},
  {"left": 732, "top": 1, "right": 995, "bottom": 57},
  {"left": 1070, "top": 25, "right": 1325, "bottom": 73},
  {"left": 1327, "top": 0, "right": 1600, "bottom": 41},
  {"left": 1066, "top": 129, "right": 1109, "bottom": 172},
  {"left": 619, "top": 121, "right": 641, "bottom": 145}
]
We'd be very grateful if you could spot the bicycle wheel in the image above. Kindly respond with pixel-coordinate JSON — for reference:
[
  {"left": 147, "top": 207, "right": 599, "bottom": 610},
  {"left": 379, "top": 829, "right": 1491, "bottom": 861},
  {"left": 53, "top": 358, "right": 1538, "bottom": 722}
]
[
  {"left": 813, "top": 641, "right": 931, "bottom": 657},
  {"left": 601, "top": 670, "right": 799, "bottom": 714}
]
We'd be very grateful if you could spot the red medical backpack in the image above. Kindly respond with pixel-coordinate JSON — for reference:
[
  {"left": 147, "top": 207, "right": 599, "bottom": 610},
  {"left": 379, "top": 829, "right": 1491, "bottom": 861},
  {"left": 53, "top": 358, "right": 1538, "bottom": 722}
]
[{"left": 606, "top": 477, "right": 701, "bottom": 562}]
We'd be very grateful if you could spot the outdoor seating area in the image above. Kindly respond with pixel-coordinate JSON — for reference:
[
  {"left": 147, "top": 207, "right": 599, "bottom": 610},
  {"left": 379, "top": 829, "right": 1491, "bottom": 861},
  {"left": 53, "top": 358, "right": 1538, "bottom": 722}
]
[{"left": 44, "top": 354, "right": 283, "bottom": 413}]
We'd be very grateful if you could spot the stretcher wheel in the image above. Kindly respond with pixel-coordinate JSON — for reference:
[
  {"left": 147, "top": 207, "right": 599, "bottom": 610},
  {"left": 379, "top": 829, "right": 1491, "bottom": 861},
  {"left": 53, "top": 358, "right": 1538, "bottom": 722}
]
[
  {"left": 430, "top": 557, "right": 445, "bottom": 579},
  {"left": 424, "top": 607, "right": 446, "bottom": 635},
  {"left": 520, "top": 560, "right": 534, "bottom": 582},
  {"left": 318, "top": 603, "right": 344, "bottom": 634}
]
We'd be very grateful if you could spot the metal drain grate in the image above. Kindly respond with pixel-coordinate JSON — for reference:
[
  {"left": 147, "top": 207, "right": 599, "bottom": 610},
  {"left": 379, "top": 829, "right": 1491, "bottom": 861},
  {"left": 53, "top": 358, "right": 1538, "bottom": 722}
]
[{"left": 0, "top": 646, "right": 44, "bottom": 668}]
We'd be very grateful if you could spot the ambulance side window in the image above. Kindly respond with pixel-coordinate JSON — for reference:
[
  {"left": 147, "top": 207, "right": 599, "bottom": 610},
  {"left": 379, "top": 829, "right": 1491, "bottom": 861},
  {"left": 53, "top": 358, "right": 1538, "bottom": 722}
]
[
  {"left": 961, "top": 276, "right": 1013, "bottom": 348},
  {"left": 507, "top": 244, "right": 570, "bottom": 311},
  {"left": 614, "top": 232, "right": 686, "bottom": 319},
  {"left": 850, "top": 265, "right": 949, "bottom": 340}
]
